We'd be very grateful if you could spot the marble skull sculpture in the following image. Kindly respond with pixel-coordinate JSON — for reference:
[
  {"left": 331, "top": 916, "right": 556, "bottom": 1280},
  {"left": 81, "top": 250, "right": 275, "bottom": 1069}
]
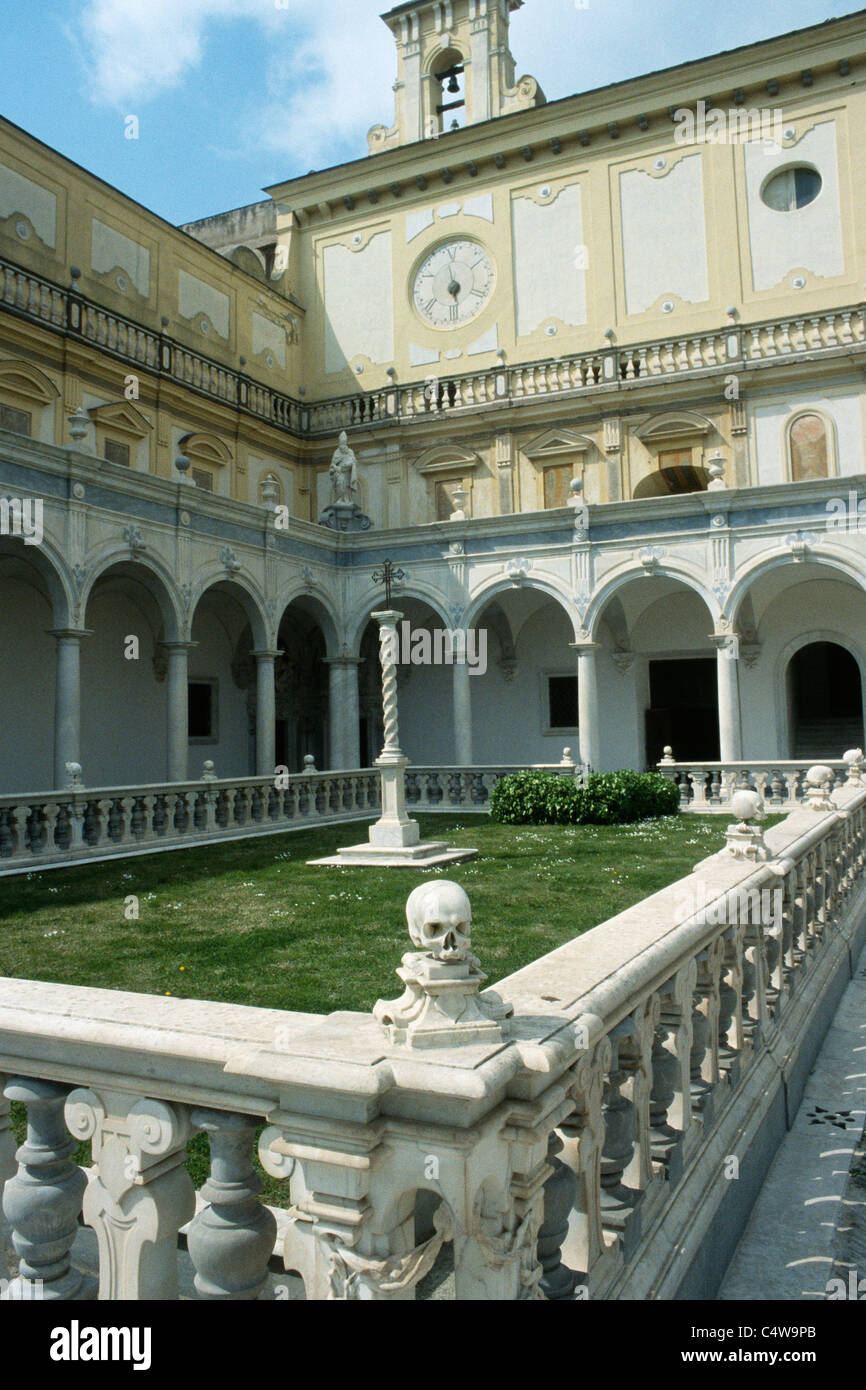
[{"left": 406, "top": 881, "right": 472, "bottom": 963}]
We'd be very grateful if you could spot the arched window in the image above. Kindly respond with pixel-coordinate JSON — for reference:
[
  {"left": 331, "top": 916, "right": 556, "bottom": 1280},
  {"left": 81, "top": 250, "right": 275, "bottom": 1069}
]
[{"left": 789, "top": 414, "right": 830, "bottom": 482}]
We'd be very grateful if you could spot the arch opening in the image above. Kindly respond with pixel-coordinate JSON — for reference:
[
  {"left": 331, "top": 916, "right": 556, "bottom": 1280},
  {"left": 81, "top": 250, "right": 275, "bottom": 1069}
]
[{"left": 786, "top": 642, "right": 864, "bottom": 759}]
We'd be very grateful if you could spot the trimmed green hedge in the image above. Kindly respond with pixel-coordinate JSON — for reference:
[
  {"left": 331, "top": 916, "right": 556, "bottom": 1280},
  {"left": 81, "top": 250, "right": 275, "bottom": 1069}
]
[{"left": 490, "top": 769, "right": 680, "bottom": 826}]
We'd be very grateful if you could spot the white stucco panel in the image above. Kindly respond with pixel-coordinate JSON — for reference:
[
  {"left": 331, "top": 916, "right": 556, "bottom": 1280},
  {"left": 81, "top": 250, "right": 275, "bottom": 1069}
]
[
  {"left": 512, "top": 183, "right": 586, "bottom": 336},
  {"left": 0, "top": 163, "right": 57, "bottom": 247},
  {"left": 251, "top": 312, "right": 287, "bottom": 368},
  {"left": 178, "top": 270, "right": 230, "bottom": 339},
  {"left": 620, "top": 154, "right": 709, "bottom": 314},
  {"left": 324, "top": 232, "right": 394, "bottom": 374},
  {"left": 745, "top": 121, "right": 844, "bottom": 290},
  {"left": 91, "top": 219, "right": 150, "bottom": 295}
]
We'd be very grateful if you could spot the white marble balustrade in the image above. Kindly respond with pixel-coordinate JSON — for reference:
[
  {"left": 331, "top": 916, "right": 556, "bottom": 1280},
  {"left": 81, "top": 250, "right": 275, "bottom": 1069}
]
[
  {"left": 1, "top": 772, "right": 864, "bottom": 1300},
  {"left": 657, "top": 756, "right": 857, "bottom": 811}
]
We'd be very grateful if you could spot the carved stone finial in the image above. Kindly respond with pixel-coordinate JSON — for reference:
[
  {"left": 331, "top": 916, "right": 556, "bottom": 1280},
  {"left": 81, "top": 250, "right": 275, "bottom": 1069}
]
[
  {"left": 659, "top": 746, "right": 676, "bottom": 765},
  {"left": 843, "top": 748, "right": 864, "bottom": 786},
  {"left": 804, "top": 764, "right": 835, "bottom": 811},
  {"left": 201, "top": 760, "right": 217, "bottom": 782},
  {"left": 374, "top": 882, "right": 512, "bottom": 1049},
  {"left": 303, "top": 754, "right": 317, "bottom": 774},
  {"left": 724, "top": 789, "right": 770, "bottom": 861},
  {"left": 65, "top": 761, "right": 84, "bottom": 790}
]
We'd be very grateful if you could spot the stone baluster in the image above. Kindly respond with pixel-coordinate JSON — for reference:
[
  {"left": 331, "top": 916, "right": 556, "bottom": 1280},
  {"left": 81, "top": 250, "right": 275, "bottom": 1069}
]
[
  {"left": 718, "top": 928, "right": 743, "bottom": 1085},
  {"left": 661, "top": 961, "right": 697, "bottom": 1140},
  {"left": 689, "top": 950, "right": 716, "bottom": 1125},
  {"left": 599, "top": 1026, "right": 642, "bottom": 1255},
  {"left": 2, "top": 1077, "right": 90, "bottom": 1300},
  {"left": 742, "top": 898, "right": 769, "bottom": 1045},
  {"left": 537, "top": 1130, "right": 578, "bottom": 1299},
  {"left": 617, "top": 996, "right": 660, "bottom": 1193},
  {"left": 648, "top": 1009, "right": 684, "bottom": 1184},
  {"left": 187, "top": 1110, "right": 276, "bottom": 1301},
  {"left": 65, "top": 1090, "right": 195, "bottom": 1301},
  {"left": 0, "top": 1076, "right": 16, "bottom": 1187},
  {"left": 558, "top": 1038, "right": 611, "bottom": 1283}
]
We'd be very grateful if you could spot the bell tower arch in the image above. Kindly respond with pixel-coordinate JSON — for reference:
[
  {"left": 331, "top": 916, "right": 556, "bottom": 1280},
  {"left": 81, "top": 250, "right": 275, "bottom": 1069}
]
[{"left": 368, "top": 0, "right": 545, "bottom": 153}]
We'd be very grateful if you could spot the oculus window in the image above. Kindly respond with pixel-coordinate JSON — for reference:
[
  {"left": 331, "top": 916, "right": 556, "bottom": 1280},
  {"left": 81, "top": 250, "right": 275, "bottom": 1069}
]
[{"left": 761, "top": 166, "right": 822, "bottom": 211}]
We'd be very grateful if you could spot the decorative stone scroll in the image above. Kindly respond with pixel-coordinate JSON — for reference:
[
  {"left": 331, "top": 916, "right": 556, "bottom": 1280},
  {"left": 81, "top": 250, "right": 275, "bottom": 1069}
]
[
  {"left": 324, "top": 1204, "right": 454, "bottom": 1300},
  {"left": 374, "top": 882, "right": 513, "bottom": 1048}
]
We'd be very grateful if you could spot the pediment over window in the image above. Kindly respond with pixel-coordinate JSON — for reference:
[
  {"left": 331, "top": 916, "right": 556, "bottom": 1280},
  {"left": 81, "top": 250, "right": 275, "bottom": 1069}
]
[
  {"left": 413, "top": 443, "right": 483, "bottom": 476},
  {"left": 0, "top": 359, "right": 59, "bottom": 405},
  {"left": 87, "top": 401, "right": 152, "bottom": 437},
  {"left": 523, "top": 428, "right": 594, "bottom": 460},
  {"left": 179, "top": 432, "right": 232, "bottom": 467},
  {"left": 636, "top": 411, "right": 713, "bottom": 445}
]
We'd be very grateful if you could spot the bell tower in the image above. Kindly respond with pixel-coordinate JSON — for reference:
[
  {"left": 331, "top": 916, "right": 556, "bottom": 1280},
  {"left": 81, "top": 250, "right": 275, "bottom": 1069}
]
[{"left": 368, "top": 0, "right": 545, "bottom": 154}]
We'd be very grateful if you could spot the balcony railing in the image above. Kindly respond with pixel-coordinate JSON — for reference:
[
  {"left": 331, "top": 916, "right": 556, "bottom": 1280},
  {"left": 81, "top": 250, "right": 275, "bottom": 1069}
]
[
  {"left": 657, "top": 755, "right": 859, "bottom": 810},
  {"left": 2, "top": 255, "right": 863, "bottom": 442},
  {"left": 0, "top": 762, "right": 578, "bottom": 874},
  {"left": 1, "top": 769, "right": 864, "bottom": 1299},
  {"left": 0, "top": 768, "right": 382, "bottom": 874}
]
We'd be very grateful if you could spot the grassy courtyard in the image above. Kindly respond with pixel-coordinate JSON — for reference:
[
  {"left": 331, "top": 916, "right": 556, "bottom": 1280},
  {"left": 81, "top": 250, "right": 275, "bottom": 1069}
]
[
  {"left": 0, "top": 814, "right": 733, "bottom": 1012},
  {"left": 0, "top": 812, "right": 746, "bottom": 1207}
]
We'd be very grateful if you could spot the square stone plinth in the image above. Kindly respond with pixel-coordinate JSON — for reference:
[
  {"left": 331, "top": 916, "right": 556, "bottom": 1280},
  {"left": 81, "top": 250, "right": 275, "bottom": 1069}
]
[{"left": 309, "top": 841, "right": 478, "bottom": 868}]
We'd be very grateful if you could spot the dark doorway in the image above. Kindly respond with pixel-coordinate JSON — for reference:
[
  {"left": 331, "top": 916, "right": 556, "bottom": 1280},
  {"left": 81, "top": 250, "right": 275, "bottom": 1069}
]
[
  {"left": 646, "top": 658, "right": 720, "bottom": 767},
  {"left": 788, "top": 642, "right": 863, "bottom": 758}
]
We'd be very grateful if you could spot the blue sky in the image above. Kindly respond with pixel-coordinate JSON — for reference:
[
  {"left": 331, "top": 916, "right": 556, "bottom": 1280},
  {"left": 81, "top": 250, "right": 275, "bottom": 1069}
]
[{"left": 1, "top": 0, "right": 862, "bottom": 227}]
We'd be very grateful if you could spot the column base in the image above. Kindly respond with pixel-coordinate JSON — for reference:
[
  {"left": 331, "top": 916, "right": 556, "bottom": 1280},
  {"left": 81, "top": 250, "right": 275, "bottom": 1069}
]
[{"left": 309, "top": 843, "right": 478, "bottom": 869}]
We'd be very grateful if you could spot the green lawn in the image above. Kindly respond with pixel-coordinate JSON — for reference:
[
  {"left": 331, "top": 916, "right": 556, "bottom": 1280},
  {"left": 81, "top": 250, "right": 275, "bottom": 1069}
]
[
  {"left": 0, "top": 814, "right": 733, "bottom": 1013},
  {"left": 0, "top": 812, "right": 736, "bottom": 1205}
]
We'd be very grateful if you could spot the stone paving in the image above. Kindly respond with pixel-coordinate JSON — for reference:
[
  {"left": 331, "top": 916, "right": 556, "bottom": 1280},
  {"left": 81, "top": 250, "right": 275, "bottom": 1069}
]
[{"left": 719, "top": 943, "right": 866, "bottom": 1301}]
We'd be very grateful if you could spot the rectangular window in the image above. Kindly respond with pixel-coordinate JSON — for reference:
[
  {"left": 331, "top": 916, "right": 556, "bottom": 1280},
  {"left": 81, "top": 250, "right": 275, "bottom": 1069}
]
[
  {"left": 192, "top": 468, "right": 214, "bottom": 492},
  {"left": 0, "top": 405, "right": 32, "bottom": 437},
  {"left": 547, "top": 675, "right": 579, "bottom": 731},
  {"left": 543, "top": 464, "right": 572, "bottom": 509},
  {"left": 104, "top": 438, "right": 130, "bottom": 467},
  {"left": 188, "top": 681, "right": 217, "bottom": 741}
]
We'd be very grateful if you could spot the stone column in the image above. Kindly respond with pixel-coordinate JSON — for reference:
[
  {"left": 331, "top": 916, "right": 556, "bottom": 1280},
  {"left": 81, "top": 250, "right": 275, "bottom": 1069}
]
[
  {"left": 573, "top": 642, "right": 601, "bottom": 773},
  {"left": 453, "top": 657, "right": 473, "bottom": 765},
  {"left": 369, "top": 610, "right": 420, "bottom": 849},
  {"left": 326, "top": 657, "right": 363, "bottom": 771},
  {"left": 253, "top": 650, "right": 280, "bottom": 778},
  {"left": 165, "top": 642, "right": 195, "bottom": 783},
  {"left": 713, "top": 635, "right": 743, "bottom": 763},
  {"left": 50, "top": 629, "right": 89, "bottom": 789}
]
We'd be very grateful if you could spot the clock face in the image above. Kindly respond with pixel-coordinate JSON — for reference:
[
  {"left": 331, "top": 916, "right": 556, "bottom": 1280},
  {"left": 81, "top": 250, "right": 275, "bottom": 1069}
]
[{"left": 412, "top": 239, "right": 495, "bottom": 328}]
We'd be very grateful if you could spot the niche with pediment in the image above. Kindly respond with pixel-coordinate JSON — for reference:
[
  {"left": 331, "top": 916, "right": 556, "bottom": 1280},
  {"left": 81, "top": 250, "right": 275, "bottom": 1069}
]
[
  {"left": 0, "top": 358, "right": 59, "bottom": 444},
  {"left": 413, "top": 443, "right": 483, "bottom": 522},
  {"left": 632, "top": 410, "right": 719, "bottom": 498},
  {"left": 87, "top": 400, "right": 153, "bottom": 470},
  {"left": 522, "top": 428, "right": 598, "bottom": 509}
]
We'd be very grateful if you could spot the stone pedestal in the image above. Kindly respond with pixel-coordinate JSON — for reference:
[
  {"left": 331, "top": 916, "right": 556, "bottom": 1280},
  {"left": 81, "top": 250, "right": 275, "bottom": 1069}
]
[{"left": 310, "top": 609, "right": 476, "bottom": 869}]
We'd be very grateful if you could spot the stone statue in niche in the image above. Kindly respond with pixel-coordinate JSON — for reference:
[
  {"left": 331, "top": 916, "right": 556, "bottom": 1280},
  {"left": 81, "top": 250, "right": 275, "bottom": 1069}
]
[
  {"left": 329, "top": 431, "right": 360, "bottom": 505},
  {"left": 318, "top": 430, "right": 373, "bottom": 532}
]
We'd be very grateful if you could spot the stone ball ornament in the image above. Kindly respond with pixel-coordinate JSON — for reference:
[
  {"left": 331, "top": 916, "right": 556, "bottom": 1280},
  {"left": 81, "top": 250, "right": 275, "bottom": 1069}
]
[
  {"left": 730, "top": 789, "right": 764, "bottom": 825},
  {"left": 406, "top": 880, "right": 472, "bottom": 962}
]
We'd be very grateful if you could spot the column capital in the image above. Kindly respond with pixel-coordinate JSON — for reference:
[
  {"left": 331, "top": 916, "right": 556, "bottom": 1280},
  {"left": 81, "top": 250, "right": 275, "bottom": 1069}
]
[
  {"left": 570, "top": 641, "right": 602, "bottom": 656},
  {"left": 323, "top": 655, "right": 363, "bottom": 668},
  {"left": 163, "top": 640, "right": 198, "bottom": 654},
  {"left": 48, "top": 628, "right": 93, "bottom": 642},
  {"left": 372, "top": 609, "right": 404, "bottom": 626},
  {"left": 252, "top": 648, "right": 284, "bottom": 662}
]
